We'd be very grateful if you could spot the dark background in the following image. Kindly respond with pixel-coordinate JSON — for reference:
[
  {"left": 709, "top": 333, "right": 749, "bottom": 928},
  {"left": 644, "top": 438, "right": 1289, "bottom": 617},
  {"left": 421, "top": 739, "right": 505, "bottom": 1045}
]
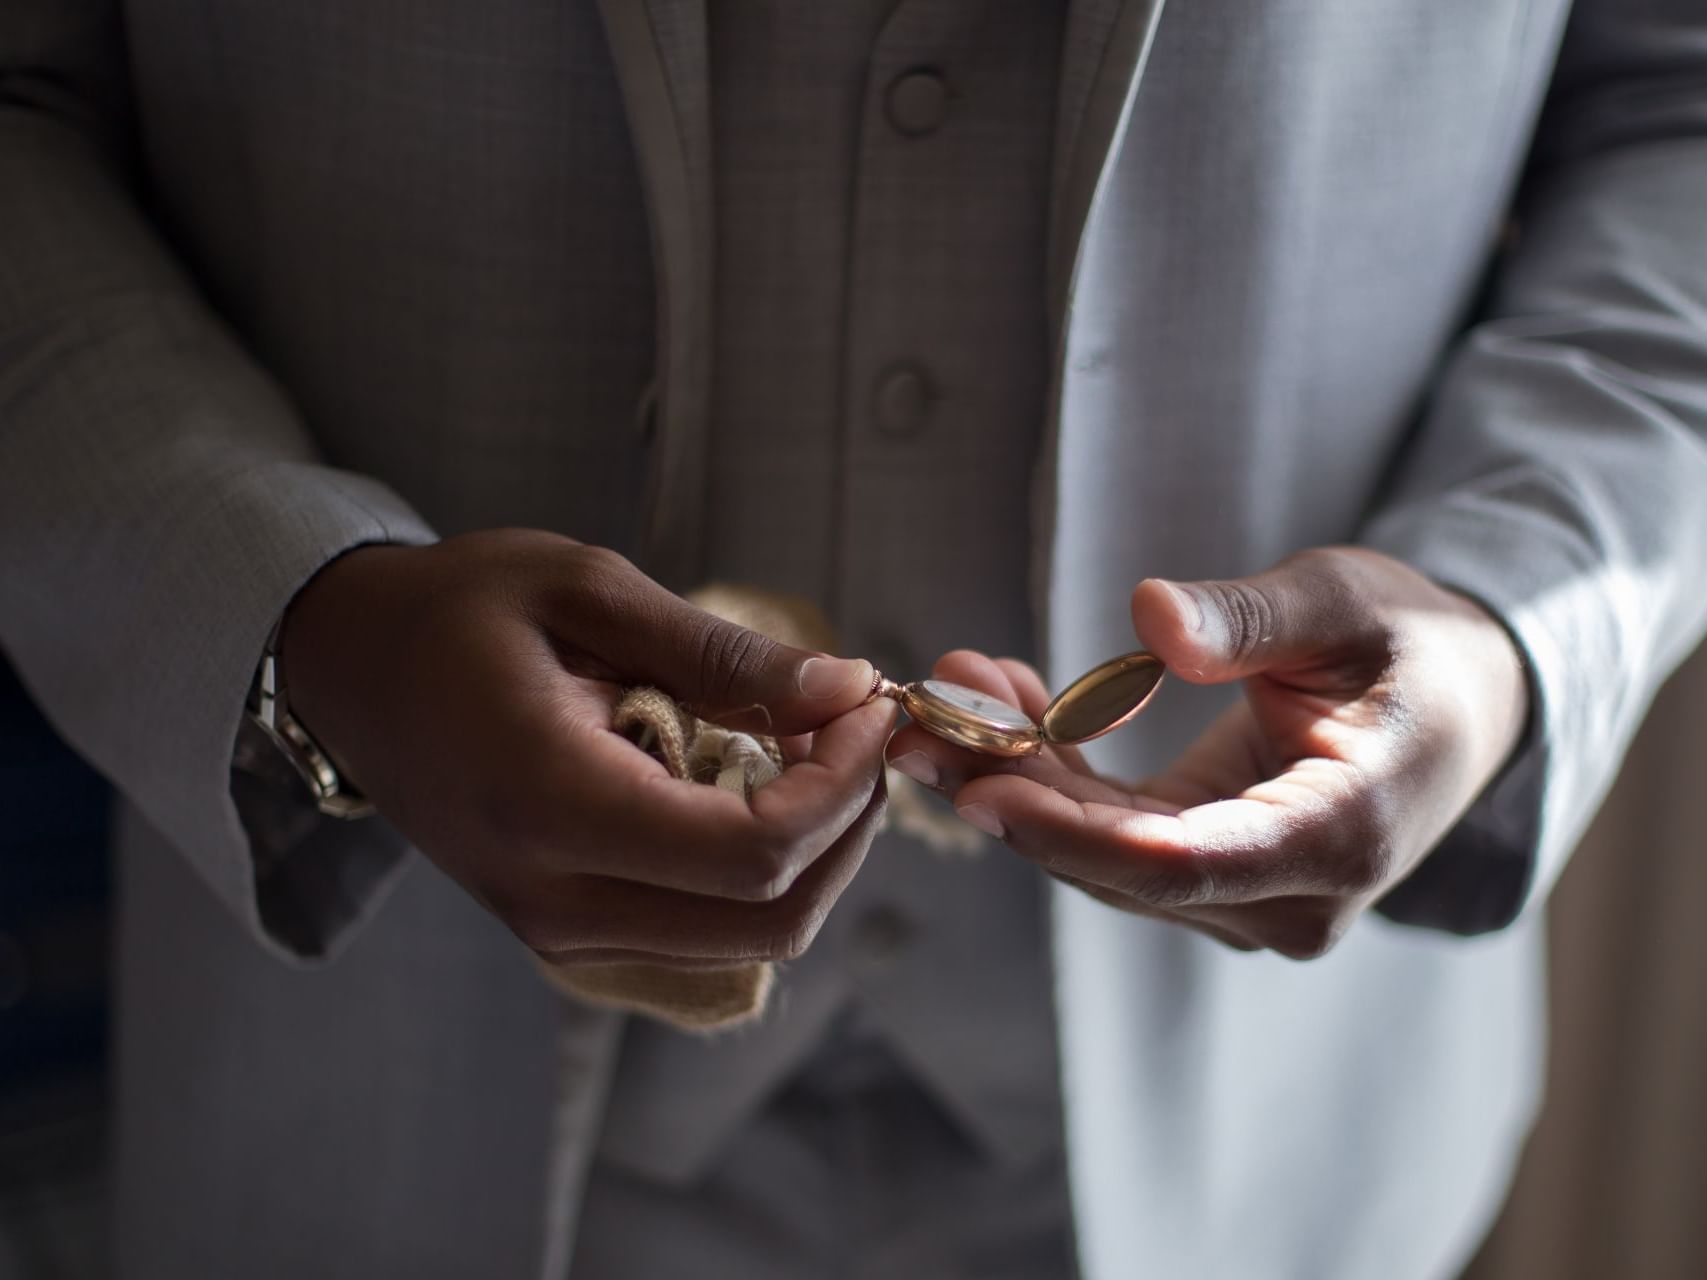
[{"left": 0, "top": 657, "right": 110, "bottom": 1278}]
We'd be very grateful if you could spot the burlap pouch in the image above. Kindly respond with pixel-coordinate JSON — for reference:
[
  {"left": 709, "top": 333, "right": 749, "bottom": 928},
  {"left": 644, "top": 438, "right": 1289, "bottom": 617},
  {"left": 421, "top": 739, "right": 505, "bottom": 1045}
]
[
  {"left": 534, "top": 584, "right": 833, "bottom": 1031},
  {"left": 535, "top": 582, "right": 983, "bottom": 1031}
]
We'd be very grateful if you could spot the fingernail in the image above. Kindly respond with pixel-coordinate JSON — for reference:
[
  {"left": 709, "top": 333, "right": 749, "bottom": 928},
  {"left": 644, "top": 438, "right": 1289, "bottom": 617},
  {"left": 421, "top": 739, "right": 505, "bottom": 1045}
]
[
  {"left": 889, "top": 751, "right": 938, "bottom": 788},
  {"left": 1155, "top": 580, "right": 1203, "bottom": 633},
  {"left": 956, "top": 803, "right": 1005, "bottom": 839},
  {"left": 799, "top": 656, "right": 872, "bottom": 700}
]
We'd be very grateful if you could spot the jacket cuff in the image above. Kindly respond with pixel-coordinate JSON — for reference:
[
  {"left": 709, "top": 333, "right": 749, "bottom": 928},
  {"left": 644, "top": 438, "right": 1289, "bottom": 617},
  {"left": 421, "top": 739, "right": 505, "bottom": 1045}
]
[
  {"left": 212, "top": 472, "right": 440, "bottom": 962},
  {"left": 8, "top": 458, "right": 437, "bottom": 964},
  {"left": 229, "top": 542, "right": 429, "bottom": 961},
  {"left": 1371, "top": 687, "right": 1545, "bottom": 935},
  {"left": 1358, "top": 484, "right": 1612, "bottom": 934}
]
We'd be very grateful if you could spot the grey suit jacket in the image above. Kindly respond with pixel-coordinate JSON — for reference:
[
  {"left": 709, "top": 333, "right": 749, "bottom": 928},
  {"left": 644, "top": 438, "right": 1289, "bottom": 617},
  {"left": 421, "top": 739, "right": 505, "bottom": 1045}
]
[{"left": 2, "top": 1, "right": 1704, "bottom": 1277}]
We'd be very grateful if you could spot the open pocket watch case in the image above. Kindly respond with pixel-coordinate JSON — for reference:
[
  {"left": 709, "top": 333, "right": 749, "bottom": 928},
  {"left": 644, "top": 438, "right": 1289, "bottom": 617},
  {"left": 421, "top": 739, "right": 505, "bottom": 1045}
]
[{"left": 868, "top": 651, "right": 1166, "bottom": 758}]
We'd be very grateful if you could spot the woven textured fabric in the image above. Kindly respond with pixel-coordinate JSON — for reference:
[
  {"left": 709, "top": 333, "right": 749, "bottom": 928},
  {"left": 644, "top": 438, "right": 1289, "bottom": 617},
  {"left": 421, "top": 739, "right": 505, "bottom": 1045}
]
[
  {"left": 542, "top": 575, "right": 989, "bottom": 1030},
  {"left": 537, "top": 585, "right": 823, "bottom": 1031}
]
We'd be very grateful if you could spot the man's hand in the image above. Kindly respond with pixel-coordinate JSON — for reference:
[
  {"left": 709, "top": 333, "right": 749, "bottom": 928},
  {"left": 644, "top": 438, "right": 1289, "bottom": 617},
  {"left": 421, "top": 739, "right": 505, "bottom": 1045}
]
[
  {"left": 281, "top": 529, "right": 896, "bottom": 971},
  {"left": 884, "top": 548, "right": 1529, "bottom": 959}
]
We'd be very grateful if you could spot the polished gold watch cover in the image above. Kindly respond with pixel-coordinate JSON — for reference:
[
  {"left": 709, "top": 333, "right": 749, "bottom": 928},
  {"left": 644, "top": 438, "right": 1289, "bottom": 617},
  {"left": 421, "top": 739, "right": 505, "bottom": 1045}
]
[{"left": 870, "top": 650, "right": 1165, "bottom": 757}]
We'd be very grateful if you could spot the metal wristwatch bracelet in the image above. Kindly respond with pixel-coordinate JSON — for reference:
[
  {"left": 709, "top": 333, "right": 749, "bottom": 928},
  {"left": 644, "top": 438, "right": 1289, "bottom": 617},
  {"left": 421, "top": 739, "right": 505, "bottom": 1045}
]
[{"left": 245, "top": 619, "right": 375, "bottom": 820}]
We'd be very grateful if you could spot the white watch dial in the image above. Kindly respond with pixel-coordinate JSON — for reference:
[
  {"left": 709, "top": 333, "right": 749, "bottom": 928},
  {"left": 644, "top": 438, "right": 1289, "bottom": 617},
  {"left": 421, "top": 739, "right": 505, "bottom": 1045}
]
[{"left": 917, "top": 680, "right": 1034, "bottom": 730}]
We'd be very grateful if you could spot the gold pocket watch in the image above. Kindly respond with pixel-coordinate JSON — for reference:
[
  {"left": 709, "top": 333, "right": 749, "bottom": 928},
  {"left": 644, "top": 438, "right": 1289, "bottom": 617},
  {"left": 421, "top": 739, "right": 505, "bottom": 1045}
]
[{"left": 868, "top": 652, "right": 1166, "bottom": 758}]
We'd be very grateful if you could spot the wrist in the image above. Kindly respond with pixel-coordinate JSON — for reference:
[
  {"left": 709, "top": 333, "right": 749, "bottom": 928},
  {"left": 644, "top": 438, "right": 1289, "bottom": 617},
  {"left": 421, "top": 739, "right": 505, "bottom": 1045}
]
[
  {"left": 276, "top": 542, "right": 417, "bottom": 788},
  {"left": 1438, "top": 584, "right": 1532, "bottom": 781},
  {"left": 245, "top": 614, "right": 375, "bottom": 820}
]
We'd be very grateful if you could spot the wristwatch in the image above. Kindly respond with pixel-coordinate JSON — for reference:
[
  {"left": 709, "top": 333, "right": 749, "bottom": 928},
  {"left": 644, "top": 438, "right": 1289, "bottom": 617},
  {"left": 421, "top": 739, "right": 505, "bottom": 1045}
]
[
  {"left": 868, "top": 651, "right": 1166, "bottom": 758},
  {"left": 243, "top": 620, "right": 375, "bottom": 819}
]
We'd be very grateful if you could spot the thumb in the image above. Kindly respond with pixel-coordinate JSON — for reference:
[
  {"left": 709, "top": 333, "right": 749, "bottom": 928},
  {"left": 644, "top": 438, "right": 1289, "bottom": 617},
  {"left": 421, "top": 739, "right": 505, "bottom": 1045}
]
[
  {"left": 603, "top": 580, "right": 874, "bottom": 734},
  {"left": 540, "top": 546, "right": 877, "bottom": 733},
  {"left": 664, "top": 614, "right": 875, "bottom": 735},
  {"left": 1130, "top": 551, "right": 1388, "bottom": 685}
]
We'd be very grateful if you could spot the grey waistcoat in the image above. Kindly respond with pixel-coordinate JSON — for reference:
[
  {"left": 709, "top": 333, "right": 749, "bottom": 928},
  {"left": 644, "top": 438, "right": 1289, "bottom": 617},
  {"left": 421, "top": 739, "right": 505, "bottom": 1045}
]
[{"left": 595, "top": 0, "right": 1070, "bottom": 1185}]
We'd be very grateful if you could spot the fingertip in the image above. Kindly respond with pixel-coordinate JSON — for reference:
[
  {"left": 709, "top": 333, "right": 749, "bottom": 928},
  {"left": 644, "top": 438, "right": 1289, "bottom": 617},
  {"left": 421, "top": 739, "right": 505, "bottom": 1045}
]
[
  {"left": 930, "top": 650, "right": 1024, "bottom": 705},
  {"left": 950, "top": 774, "right": 1070, "bottom": 862},
  {"left": 871, "top": 692, "right": 902, "bottom": 735},
  {"left": 886, "top": 723, "right": 1041, "bottom": 796},
  {"left": 1131, "top": 579, "right": 1215, "bottom": 682},
  {"left": 884, "top": 720, "right": 945, "bottom": 764},
  {"left": 1131, "top": 578, "right": 1191, "bottom": 642},
  {"left": 887, "top": 748, "right": 940, "bottom": 790},
  {"left": 797, "top": 655, "right": 875, "bottom": 707},
  {"left": 991, "top": 657, "right": 1051, "bottom": 720},
  {"left": 952, "top": 771, "right": 1054, "bottom": 824},
  {"left": 741, "top": 655, "right": 876, "bottom": 737},
  {"left": 933, "top": 647, "right": 990, "bottom": 675},
  {"left": 954, "top": 801, "right": 1005, "bottom": 840}
]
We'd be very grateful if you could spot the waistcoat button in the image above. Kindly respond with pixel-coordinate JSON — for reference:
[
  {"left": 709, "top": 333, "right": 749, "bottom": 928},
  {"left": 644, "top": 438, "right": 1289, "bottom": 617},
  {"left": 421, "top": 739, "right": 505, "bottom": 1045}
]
[
  {"left": 872, "top": 365, "right": 933, "bottom": 438},
  {"left": 885, "top": 69, "right": 951, "bottom": 137}
]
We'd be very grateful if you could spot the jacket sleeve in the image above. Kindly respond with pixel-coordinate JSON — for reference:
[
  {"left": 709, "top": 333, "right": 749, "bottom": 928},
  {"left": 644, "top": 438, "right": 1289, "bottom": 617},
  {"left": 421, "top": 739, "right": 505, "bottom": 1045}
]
[
  {"left": 1363, "top": 0, "right": 1707, "bottom": 933},
  {"left": 0, "top": 1, "right": 438, "bottom": 961}
]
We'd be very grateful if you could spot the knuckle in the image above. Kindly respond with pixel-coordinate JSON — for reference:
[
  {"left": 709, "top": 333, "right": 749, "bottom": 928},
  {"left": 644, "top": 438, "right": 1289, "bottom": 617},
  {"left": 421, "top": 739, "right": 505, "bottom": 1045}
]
[
  {"left": 1278, "top": 545, "right": 1352, "bottom": 584},
  {"left": 507, "top": 898, "right": 572, "bottom": 955},
  {"left": 1280, "top": 547, "right": 1399, "bottom": 660},
  {"left": 1112, "top": 864, "right": 1207, "bottom": 911},
  {"left": 1262, "top": 901, "right": 1355, "bottom": 962},
  {"left": 933, "top": 648, "right": 986, "bottom": 678},
  {"left": 724, "top": 836, "right": 801, "bottom": 902},
  {"left": 1218, "top": 933, "right": 1265, "bottom": 953},
  {"left": 864, "top": 786, "right": 891, "bottom": 832},
  {"left": 1322, "top": 790, "right": 1398, "bottom": 895},
  {"left": 1272, "top": 932, "right": 1333, "bottom": 962},
  {"left": 568, "top": 542, "right": 635, "bottom": 582},
  {"left": 758, "top": 909, "right": 824, "bottom": 962},
  {"left": 543, "top": 544, "right": 640, "bottom": 628},
  {"left": 1340, "top": 840, "right": 1396, "bottom": 896},
  {"left": 1279, "top": 546, "right": 1370, "bottom": 602}
]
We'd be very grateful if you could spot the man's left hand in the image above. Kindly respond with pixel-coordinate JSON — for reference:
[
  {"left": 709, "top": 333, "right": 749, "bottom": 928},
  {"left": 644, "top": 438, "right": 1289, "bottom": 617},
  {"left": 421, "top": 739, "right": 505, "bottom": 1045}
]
[{"left": 883, "top": 548, "right": 1529, "bottom": 958}]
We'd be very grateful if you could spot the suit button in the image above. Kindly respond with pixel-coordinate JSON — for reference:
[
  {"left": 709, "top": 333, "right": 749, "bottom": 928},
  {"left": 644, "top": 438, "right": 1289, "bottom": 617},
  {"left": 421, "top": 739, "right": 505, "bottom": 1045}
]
[
  {"left": 885, "top": 69, "right": 950, "bottom": 136},
  {"left": 872, "top": 365, "right": 933, "bottom": 438}
]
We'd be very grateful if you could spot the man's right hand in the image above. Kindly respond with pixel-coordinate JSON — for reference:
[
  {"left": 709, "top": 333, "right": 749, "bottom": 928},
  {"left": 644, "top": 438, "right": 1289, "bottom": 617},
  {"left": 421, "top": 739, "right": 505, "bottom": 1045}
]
[{"left": 278, "top": 529, "right": 894, "bottom": 971}]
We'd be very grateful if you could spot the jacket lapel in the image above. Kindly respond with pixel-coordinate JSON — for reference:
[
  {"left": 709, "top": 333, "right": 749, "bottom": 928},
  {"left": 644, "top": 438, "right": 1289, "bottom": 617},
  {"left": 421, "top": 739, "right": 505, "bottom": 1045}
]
[
  {"left": 596, "top": 0, "right": 715, "bottom": 591},
  {"left": 1033, "top": 0, "right": 1170, "bottom": 668},
  {"left": 1047, "top": 0, "right": 1170, "bottom": 340}
]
